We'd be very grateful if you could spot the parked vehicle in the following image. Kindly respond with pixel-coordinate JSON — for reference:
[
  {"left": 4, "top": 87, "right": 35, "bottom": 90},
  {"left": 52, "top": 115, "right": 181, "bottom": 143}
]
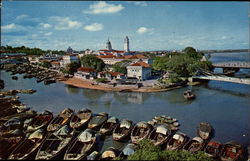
[{"left": 148, "top": 124, "right": 172, "bottom": 146}]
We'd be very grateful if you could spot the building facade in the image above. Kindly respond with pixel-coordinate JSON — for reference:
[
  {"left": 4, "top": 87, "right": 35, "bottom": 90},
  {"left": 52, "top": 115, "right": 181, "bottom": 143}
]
[
  {"left": 124, "top": 36, "right": 130, "bottom": 52},
  {"left": 127, "top": 61, "right": 151, "bottom": 81},
  {"left": 60, "top": 54, "right": 79, "bottom": 67}
]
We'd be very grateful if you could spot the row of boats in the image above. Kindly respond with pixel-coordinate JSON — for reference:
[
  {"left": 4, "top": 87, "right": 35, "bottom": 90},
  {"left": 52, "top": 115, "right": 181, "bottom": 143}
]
[
  {"left": 0, "top": 108, "right": 245, "bottom": 160},
  {"left": 5, "top": 63, "right": 59, "bottom": 85}
]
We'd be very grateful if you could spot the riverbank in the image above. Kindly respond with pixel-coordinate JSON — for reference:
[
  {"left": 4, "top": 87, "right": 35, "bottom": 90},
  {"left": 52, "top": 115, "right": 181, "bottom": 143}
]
[{"left": 60, "top": 77, "right": 186, "bottom": 93}]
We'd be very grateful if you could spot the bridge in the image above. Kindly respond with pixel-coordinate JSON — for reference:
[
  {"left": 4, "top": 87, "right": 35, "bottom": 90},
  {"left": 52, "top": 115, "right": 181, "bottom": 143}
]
[
  {"left": 212, "top": 61, "right": 250, "bottom": 69},
  {"left": 192, "top": 69, "right": 250, "bottom": 85}
]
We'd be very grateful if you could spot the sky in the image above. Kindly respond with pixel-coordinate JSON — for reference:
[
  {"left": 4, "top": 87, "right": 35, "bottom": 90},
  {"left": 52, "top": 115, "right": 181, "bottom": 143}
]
[{"left": 1, "top": 1, "right": 249, "bottom": 51}]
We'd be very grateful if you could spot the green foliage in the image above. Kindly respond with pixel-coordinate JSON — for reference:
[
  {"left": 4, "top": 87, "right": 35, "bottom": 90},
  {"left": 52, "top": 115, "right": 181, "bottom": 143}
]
[
  {"left": 96, "top": 78, "right": 108, "bottom": 83},
  {"left": 127, "top": 139, "right": 213, "bottom": 161},
  {"left": 112, "top": 60, "right": 132, "bottom": 74},
  {"left": 1, "top": 45, "right": 65, "bottom": 56},
  {"left": 65, "top": 62, "right": 81, "bottom": 75},
  {"left": 153, "top": 47, "right": 213, "bottom": 78},
  {"left": 40, "top": 61, "right": 51, "bottom": 68},
  {"left": 80, "top": 55, "right": 105, "bottom": 72},
  {"left": 168, "top": 73, "right": 182, "bottom": 83}
]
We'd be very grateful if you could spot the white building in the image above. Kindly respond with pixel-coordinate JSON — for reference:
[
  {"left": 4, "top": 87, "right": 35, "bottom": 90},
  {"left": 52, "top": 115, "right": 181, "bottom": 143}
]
[
  {"left": 74, "top": 67, "right": 97, "bottom": 80},
  {"left": 127, "top": 61, "right": 151, "bottom": 81},
  {"left": 124, "top": 36, "right": 130, "bottom": 52},
  {"left": 60, "top": 54, "right": 80, "bottom": 67}
]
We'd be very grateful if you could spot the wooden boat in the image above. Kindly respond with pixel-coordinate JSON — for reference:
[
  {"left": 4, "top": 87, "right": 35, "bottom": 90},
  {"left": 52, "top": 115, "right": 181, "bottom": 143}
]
[
  {"left": 197, "top": 122, "right": 212, "bottom": 140},
  {"left": 131, "top": 121, "right": 153, "bottom": 144},
  {"left": 47, "top": 108, "right": 74, "bottom": 132},
  {"left": 204, "top": 141, "right": 222, "bottom": 158},
  {"left": 166, "top": 132, "right": 189, "bottom": 150},
  {"left": 183, "top": 136, "right": 205, "bottom": 153},
  {"left": 70, "top": 108, "right": 92, "bottom": 131},
  {"left": 113, "top": 119, "right": 133, "bottom": 142},
  {"left": 0, "top": 117, "right": 23, "bottom": 136},
  {"left": 85, "top": 151, "right": 99, "bottom": 160},
  {"left": 220, "top": 141, "right": 244, "bottom": 161},
  {"left": 44, "top": 78, "right": 56, "bottom": 85},
  {"left": 147, "top": 124, "right": 172, "bottom": 146},
  {"left": 119, "top": 143, "right": 137, "bottom": 159},
  {"left": 8, "top": 129, "right": 47, "bottom": 160},
  {"left": 64, "top": 128, "right": 97, "bottom": 160},
  {"left": 88, "top": 112, "right": 108, "bottom": 130},
  {"left": 0, "top": 129, "right": 25, "bottom": 159},
  {"left": 26, "top": 110, "right": 53, "bottom": 133},
  {"left": 100, "top": 147, "right": 120, "bottom": 160},
  {"left": 99, "top": 116, "right": 119, "bottom": 135},
  {"left": 36, "top": 125, "right": 75, "bottom": 160},
  {"left": 183, "top": 90, "right": 196, "bottom": 100}
]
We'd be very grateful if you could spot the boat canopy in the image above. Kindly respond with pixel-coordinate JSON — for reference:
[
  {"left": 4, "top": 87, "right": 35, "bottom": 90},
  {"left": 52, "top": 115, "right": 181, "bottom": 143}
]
[
  {"left": 78, "top": 129, "right": 93, "bottom": 143},
  {"left": 89, "top": 115, "right": 107, "bottom": 125},
  {"left": 136, "top": 121, "right": 148, "bottom": 128},
  {"left": 123, "top": 144, "right": 136, "bottom": 156},
  {"left": 4, "top": 118, "right": 21, "bottom": 127},
  {"left": 77, "top": 109, "right": 91, "bottom": 119},
  {"left": 173, "top": 134, "right": 184, "bottom": 142},
  {"left": 53, "top": 125, "right": 71, "bottom": 136},
  {"left": 102, "top": 149, "right": 116, "bottom": 158},
  {"left": 156, "top": 125, "right": 169, "bottom": 135},
  {"left": 28, "top": 129, "right": 43, "bottom": 140},
  {"left": 107, "top": 117, "right": 118, "bottom": 123},
  {"left": 193, "top": 137, "right": 204, "bottom": 143},
  {"left": 60, "top": 108, "right": 73, "bottom": 117},
  {"left": 120, "top": 120, "right": 132, "bottom": 129},
  {"left": 11, "top": 129, "right": 23, "bottom": 136},
  {"left": 199, "top": 122, "right": 212, "bottom": 132}
]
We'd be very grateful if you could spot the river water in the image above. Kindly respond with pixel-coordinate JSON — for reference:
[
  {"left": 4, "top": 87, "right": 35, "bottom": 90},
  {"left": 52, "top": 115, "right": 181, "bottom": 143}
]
[{"left": 1, "top": 52, "right": 250, "bottom": 152}]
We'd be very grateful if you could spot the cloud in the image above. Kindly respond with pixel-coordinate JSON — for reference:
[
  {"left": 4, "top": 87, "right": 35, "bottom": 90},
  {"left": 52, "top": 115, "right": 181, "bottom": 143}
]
[
  {"left": 39, "top": 23, "right": 52, "bottom": 29},
  {"left": 44, "top": 32, "right": 52, "bottom": 36},
  {"left": 15, "top": 14, "right": 29, "bottom": 20},
  {"left": 49, "top": 16, "right": 82, "bottom": 30},
  {"left": 1, "top": 23, "right": 16, "bottom": 30},
  {"left": 84, "top": 1, "right": 124, "bottom": 14},
  {"left": 84, "top": 23, "right": 103, "bottom": 31},
  {"left": 132, "top": 2, "right": 147, "bottom": 7}
]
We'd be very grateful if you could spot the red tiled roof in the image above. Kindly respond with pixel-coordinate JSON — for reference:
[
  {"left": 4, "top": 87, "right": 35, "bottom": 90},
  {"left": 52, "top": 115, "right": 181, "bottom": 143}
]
[
  {"left": 51, "top": 61, "right": 60, "bottom": 65},
  {"left": 77, "top": 67, "right": 96, "bottom": 72},
  {"left": 130, "top": 61, "right": 150, "bottom": 68},
  {"left": 109, "top": 71, "right": 125, "bottom": 76},
  {"left": 97, "top": 55, "right": 116, "bottom": 59}
]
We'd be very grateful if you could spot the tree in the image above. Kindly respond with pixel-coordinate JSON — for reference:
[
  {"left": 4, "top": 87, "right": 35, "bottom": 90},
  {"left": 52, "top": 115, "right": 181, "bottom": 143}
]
[
  {"left": 65, "top": 62, "right": 81, "bottom": 75},
  {"left": 126, "top": 139, "right": 212, "bottom": 161},
  {"left": 80, "top": 55, "right": 105, "bottom": 72},
  {"left": 183, "top": 46, "right": 203, "bottom": 60},
  {"left": 112, "top": 60, "right": 132, "bottom": 74}
]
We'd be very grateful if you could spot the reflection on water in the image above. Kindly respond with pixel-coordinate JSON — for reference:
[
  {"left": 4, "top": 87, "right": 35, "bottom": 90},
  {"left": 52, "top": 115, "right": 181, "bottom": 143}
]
[
  {"left": 114, "top": 92, "right": 150, "bottom": 104},
  {"left": 65, "top": 85, "right": 80, "bottom": 94}
]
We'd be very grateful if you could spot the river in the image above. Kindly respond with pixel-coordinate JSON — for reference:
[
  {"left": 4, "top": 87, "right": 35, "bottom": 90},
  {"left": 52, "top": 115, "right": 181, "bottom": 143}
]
[{"left": 1, "top": 52, "right": 250, "bottom": 152}]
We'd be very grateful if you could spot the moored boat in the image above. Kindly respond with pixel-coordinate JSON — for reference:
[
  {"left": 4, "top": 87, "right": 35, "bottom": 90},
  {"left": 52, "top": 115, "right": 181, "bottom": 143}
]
[
  {"left": 36, "top": 125, "right": 75, "bottom": 160},
  {"left": 220, "top": 141, "right": 244, "bottom": 161},
  {"left": 47, "top": 108, "right": 74, "bottom": 132},
  {"left": 113, "top": 119, "right": 133, "bottom": 142},
  {"left": 64, "top": 128, "right": 97, "bottom": 160},
  {"left": 8, "top": 129, "right": 47, "bottom": 160},
  {"left": 119, "top": 143, "right": 137, "bottom": 159},
  {"left": 130, "top": 121, "right": 153, "bottom": 144},
  {"left": 88, "top": 112, "right": 108, "bottom": 130},
  {"left": 99, "top": 116, "right": 119, "bottom": 135},
  {"left": 183, "top": 90, "right": 196, "bottom": 100},
  {"left": 204, "top": 140, "right": 222, "bottom": 158},
  {"left": 147, "top": 124, "right": 172, "bottom": 146},
  {"left": 70, "top": 108, "right": 92, "bottom": 131},
  {"left": 166, "top": 131, "right": 189, "bottom": 150},
  {"left": 183, "top": 136, "right": 205, "bottom": 153},
  {"left": 197, "top": 122, "right": 212, "bottom": 140},
  {"left": 100, "top": 147, "right": 120, "bottom": 160},
  {"left": 26, "top": 110, "right": 53, "bottom": 133},
  {"left": 0, "top": 129, "right": 25, "bottom": 159}
]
